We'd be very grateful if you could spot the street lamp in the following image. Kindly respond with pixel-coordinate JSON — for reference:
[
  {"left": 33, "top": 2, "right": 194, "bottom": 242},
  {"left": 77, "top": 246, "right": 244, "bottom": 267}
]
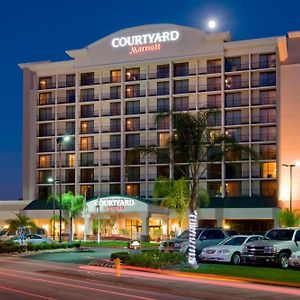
[
  {"left": 56, "top": 135, "right": 70, "bottom": 242},
  {"left": 47, "top": 177, "right": 59, "bottom": 240},
  {"left": 282, "top": 162, "right": 300, "bottom": 212}
]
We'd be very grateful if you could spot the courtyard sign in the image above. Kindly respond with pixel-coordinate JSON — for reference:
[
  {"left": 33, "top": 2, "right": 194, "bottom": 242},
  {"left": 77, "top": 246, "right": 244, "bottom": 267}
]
[
  {"left": 98, "top": 197, "right": 135, "bottom": 211},
  {"left": 111, "top": 30, "right": 180, "bottom": 55}
]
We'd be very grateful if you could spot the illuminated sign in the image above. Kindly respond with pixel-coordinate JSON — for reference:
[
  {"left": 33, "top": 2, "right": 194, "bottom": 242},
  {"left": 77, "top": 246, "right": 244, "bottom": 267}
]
[
  {"left": 98, "top": 197, "right": 135, "bottom": 211},
  {"left": 111, "top": 30, "right": 180, "bottom": 55}
]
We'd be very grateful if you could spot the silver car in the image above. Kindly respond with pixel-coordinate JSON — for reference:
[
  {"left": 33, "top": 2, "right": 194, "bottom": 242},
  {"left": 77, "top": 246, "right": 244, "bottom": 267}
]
[{"left": 12, "top": 234, "right": 53, "bottom": 245}]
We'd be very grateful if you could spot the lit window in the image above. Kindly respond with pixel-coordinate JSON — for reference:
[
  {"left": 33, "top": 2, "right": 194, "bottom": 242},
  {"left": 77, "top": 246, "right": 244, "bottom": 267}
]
[
  {"left": 158, "top": 133, "right": 169, "bottom": 147},
  {"left": 67, "top": 154, "right": 75, "bottom": 167},
  {"left": 262, "top": 162, "right": 276, "bottom": 178}
]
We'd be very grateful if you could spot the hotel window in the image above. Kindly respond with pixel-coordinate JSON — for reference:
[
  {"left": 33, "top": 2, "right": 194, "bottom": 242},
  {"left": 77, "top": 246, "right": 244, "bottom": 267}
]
[
  {"left": 225, "top": 93, "right": 242, "bottom": 107},
  {"left": 261, "top": 180, "right": 276, "bottom": 197},
  {"left": 38, "top": 170, "right": 52, "bottom": 184},
  {"left": 39, "top": 108, "right": 53, "bottom": 121},
  {"left": 81, "top": 72, "right": 94, "bottom": 86},
  {"left": 110, "top": 135, "right": 121, "bottom": 149},
  {"left": 125, "top": 84, "right": 140, "bottom": 98},
  {"left": 66, "top": 74, "right": 75, "bottom": 87},
  {"left": 110, "top": 69, "right": 121, "bottom": 83},
  {"left": 259, "top": 72, "right": 276, "bottom": 87},
  {"left": 39, "top": 93, "right": 52, "bottom": 105},
  {"left": 39, "top": 155, "right": 51, "bottom": 168},
  {"left": 81, "top": 152, "right": 94, "bottom": 166},
  {"left": 174, "top": 80, "right": 189, "bottom": 94},
  {"left": 207, "top": 164, "right": 221, "bottom": 179},
  {"left": 261, "top": 162, "right": 276, "bottom": 178},
  {"left": 157, "top": 166, "right": 169, "bottom": 177},
  {"left": 38, "top": 186, "right": 51, "bottom": 200},
  {"left": 157, "top": 82, "right": 169, "bottom": 95},
  {"left": 173, "top": 62, "right": 188, "bottom": 77},
  {"left": 207, "top": 77, "right": 221, "bottom": 91},
  {"left": 207, "top": 94, "right": 221, "bottom": 108},
  {"left": 157, "top": 98, "right": 169, "bottom": 112},
  {"left": 207, "top": 111, "right": 221, "bottom": 127},
  {"left": 81, "top": 169, "right": 94, "bottom": 183},
  {"left": 225, "top": 181, "right": 241, "bottom": 196},
  {"left": 173, "top": 97, "right": 189, "bottom": 111},
  {"left": 126, "top": 150, "right": 140, "bottom": 164},
  {"left": 110, "top": 86, "right": 121, "bottom": 99},
  {"left": 126, "top": 101, "right": 140, "bottom": 114},
  {"left": 225, "top": 57, "right": 241, "bottom": 72},
  {"left": 110, "top": 184, "right": 120, "bottom": 194},
  {"left": 225, "top": 110, "right": 241, "bottom": 125},
  {"left": 259, "top": 108, "right": 276, "bottom": 124},
  {"left": 260, "top": 144, "right": 276, "bottom": 160},
  {"left": 81, "top": 89, "right": 95, "bottom": 102},
  {"left": 81, "top": 105, "right": 94, "bottom": 118},
  {"left": 225, "top": 128, "right": 242, "bottom": 143},
  {"left": 39, "top": 139, "right": 52, "bottom": 152},
  {"left": 258, "top": 90, "right": 276, "bottom": 105},
  {"left": 157, "top": 64, "right": 169, "bottom": 78},
  {"left": 174, "top": 165, "right": 188, "bottom": 180},
  {"left": 207, "top": 59, "right": 221, "bottom": 74},
  {"left": 66, "top": 154, "right": 75, "bottom": 167},
  {"left": 260, "top": 126, "right": 276, "bottom": 141},
  {"left": 126, "top": 118, "right": 140, "bottom": 131},
  {"left": 127, "top": 167, "right": 140, "bottom": 181},
  {"left": 80, "top": 185, "right": 94, "bottom": 199},
  {"left": 110, "top": 102, "right": 121, "bottom": 116},
  {"left": 81, "top": 121, "right": 93, "bottom": 134},
  {"left": 80, "top": 136, "right": 93, "bottom": 150},
  {"left": 39, "top": 77, "right": 53, "bottom": 90},
  {"left": 126, "top": 134, "right": 140, "bottom": 148},
  {"left": 110, "top": 168, "right": 120, "bottom": 182},
  {"left": 259, "top": 54, "right": 276, "bottom": 69},
  {"left": 225, "top": 163, "right": 241, "bottom": 179},
  {"left": 66, "top": 122, "right": 75, "bottom": 135},
  {"left": 65, "top": 106, "right": 75, "bottom": 119},
  {"left": 110, "top": 151, "right": 121, "bottom": 165},
  {"left": 110, "top": 119, "right": 121, "bottom": 132},
  {"left": 225, "top": 75, "right": 242, "bottom": 89},
  {"left": 66, "top": 90, "right": 75, "bottom": 103},
  {"left": 157, "top": 115, "right": 169, "bottom": 130},
  {"left": 157, "top": 149, "right": 169, "bottom": 164},
  {"left": 125, "top": 184, "right": 140, "bottom": 197},
  {"left": 65, "top": 169, "right": 75, "bottom": 183},
  {"left": 158, "top": 132, "right": 169, "bottom": 147},
  {"left": 207, "top": 182, "right": 222, "bottom": 197},
  {"left": 39, "top": 123, "right": 52, "bottom": 137},
  {"left": 125, "top": 68, "right": 140, "bottom": 81}
]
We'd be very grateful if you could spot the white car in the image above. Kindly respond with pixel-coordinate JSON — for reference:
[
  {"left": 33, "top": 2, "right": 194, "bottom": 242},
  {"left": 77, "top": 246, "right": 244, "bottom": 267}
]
[
  {"left": 200, "top": 235, "right": 263, "bottom": 265},
  {"left": 289, "top": 250, "right": 300, "bottom": 267},
  {"left": 11, "top": 234, "right": 53, "bottom": 245}
]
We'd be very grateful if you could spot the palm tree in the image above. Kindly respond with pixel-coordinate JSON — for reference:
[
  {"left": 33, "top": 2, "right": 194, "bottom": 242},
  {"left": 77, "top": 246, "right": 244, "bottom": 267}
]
[
  {"left": 6, "top": 213, "right": 37, "bottom": 235},
  {"left": 140, "top": 110, "right": 255, "bottom": 268},
  {"left": 47, "top": 194, "right": 59, "bottom": 240},
  {"left": 277, "top": 209, "right": 300, "bottom": 227},
  {"left": 61, "top": 192, "right": 84, "bottom": 242}
]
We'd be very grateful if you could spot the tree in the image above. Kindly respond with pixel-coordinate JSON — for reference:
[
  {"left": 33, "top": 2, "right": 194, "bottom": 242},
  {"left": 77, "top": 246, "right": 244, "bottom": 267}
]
[
  {"left": 61, "top": 192, "right": 84, "bottom": 242},
  {"left": 6, "top": 213, "right": 37, "bottom": 235},
  {"left": 277, "top": 209, "right": 300, "bottom": 227},
  {"left": 140, "top": 110, "right": 255, "bottom": 268}
]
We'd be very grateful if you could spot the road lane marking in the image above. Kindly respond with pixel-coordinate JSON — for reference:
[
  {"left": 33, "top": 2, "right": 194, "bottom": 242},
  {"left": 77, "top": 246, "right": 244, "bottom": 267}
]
[{"left": 0, "top": 284, "right": 56, "bottom": 300}]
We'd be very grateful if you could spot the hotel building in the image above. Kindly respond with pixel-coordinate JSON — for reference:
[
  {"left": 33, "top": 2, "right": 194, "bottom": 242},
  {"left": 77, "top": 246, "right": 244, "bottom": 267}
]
[{"left": 18, "top": 24, "right": 300, "bottom": 238}]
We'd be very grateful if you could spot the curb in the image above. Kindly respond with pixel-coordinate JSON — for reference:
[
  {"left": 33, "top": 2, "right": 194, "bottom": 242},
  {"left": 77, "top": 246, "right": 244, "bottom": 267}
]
[{"left": 80, "top": 264, "right": 300, "bottom": 289}]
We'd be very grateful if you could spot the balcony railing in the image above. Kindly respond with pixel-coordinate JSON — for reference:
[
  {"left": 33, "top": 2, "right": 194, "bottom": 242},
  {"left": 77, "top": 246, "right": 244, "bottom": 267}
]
[
  {"left": 37, "top": 98, "right": 55, "bottom": 106},
  {"left": 125, "top": 90, "right": 146, "bottom": 98},
  {"left": 80, "top": 78, "right": 100, "bottom": 86},
  {"left": 37, "top": 161, "right": 55, "bottom": 168},
  {"left": 148, "top": 72, "right": 169, "bottom": 79},
  {"left": 199, "top": 84, "right": 222, "bottom": 92},
  {"left": 38, "top": 114, "right": 55, "bottom": 121},
  {"left": 225, "top": 80, "right": 249, "bottom": 90},
  {"left": 225, "top": 98, "right": 249, "bottom": 108},
  {"left": 38, "top": 147, "right": 55, "bottom": 153},
  {"left": 251, "top": 97, "right": 276, "bottom": 106},
  {"left": 125, "top": 74, "right": 146, "bottom": 82},
  {"left": 198, "top": 65, "right": 222, "bottom": 75},
  {"left": 251, "top": 134, "right": 277, "bottom": 142},
  {"left": 58, "top": 81, "right": 75, "bottom": 88},
  {"left": 57, "top": 113, "right": 75, "bottom": 120},
  {"left": 38, "top": 82, "right": 56, "bottom": 90},
  {"left": 101, "top": 93, "right": 121, "bottom": 100},
  {"left": 148, "top": 88, "right": 169, "bottom": 96},
  {"left": 251, "top": 61, "right": 276, "bottom": 70},
  {"left": 57, "top": 96, "right": 75, "bottom": 104},
  {"left": 251, "top": 79, "right": 276, "bottom": 88},
  {"left": 80, "top": 111, "right": 98, "bottom": 118},
  {"left": 79, "top": 143, "right": 99, "bottom": 151},
  {"left": 80, "top": 160, "right": 99, "bottom": 167},
  {"left": 225, "top": 62, "right": 249, "bottom": 72},
  {"left": 80, "top": 96, "right": 99, "bottom": 102},
  {"left": 37, "top": 130, "right": 55, "bottom": 137},
  {"left": 102, "top": 76, "right": 121, "bottom": 84},
  {"left": 102, "top": 126, "right": 121, "bottom": 133},
  {"left": 173, "top": 68, "right": 196, "bottom": 77},
  {"left": 225, "top": 116, "right": 249, "bottom": 126},
  {"left": 173, "top": 85, "right": 196, "bottom": 95},
  {"left": 80, "top": 127, "right": 99, "bottom": 134},
  {"left": 251, "top": 115, "right": 276, "bottom": 124}
]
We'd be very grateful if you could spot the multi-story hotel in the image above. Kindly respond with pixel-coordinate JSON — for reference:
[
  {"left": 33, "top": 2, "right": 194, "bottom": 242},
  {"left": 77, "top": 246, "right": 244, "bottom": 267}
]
[{"left": 18, "top": 24, "right": 300, "bottom": 238}]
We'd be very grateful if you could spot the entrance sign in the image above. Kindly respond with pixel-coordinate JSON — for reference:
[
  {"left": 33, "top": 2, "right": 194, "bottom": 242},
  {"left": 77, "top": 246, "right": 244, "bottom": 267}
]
[
  {"left": 111, "top": 30, "right": 180, "bottom": 55},
  {"left": 98, "top": 197, "right": 135, "bottom": 211}
]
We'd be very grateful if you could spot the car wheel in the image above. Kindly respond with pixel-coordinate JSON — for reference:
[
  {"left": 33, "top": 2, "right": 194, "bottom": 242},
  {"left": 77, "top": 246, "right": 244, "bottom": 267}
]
[
  {"left": 278, "top": 252, "right": 290, "bottom": 269},
  {"left": 230, "top": 252, "right": 241, "bottom": 265}
]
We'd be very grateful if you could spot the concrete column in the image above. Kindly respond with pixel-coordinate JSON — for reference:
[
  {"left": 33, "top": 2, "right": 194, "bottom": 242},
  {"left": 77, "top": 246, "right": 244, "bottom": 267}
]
[
  {"left": 215, "top": 208, "right": 224, "bottom": 227},
  {"left": 84, "top": 213, "right": 93, "bottom": 237},
  {"left": 141, "top": 213, "right": 150, "bottom": 241}
]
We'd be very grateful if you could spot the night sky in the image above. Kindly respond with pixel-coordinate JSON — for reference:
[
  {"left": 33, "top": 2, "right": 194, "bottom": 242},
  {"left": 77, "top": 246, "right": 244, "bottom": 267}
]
[{"left": 1, "top": 0, "right": 300, "bottom": 200}]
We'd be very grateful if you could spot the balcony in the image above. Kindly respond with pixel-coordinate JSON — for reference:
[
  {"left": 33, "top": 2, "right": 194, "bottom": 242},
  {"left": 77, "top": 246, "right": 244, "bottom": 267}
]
[
  {"left": 80, "top": 95, "right": 99, "bottom": 102},
  {"left": 38, "top": 147, "right": 54, "bottom": 153},
  {"left": 252, "top": 115, "right": 276, "bottom": 124},
  {"left": 80, "top": 160, "right": 99, "bottom": 167},
  {"left": 251, "top": 61, "right": 276, "bottom": 70},
  {"left": 199, "top": 84, "right": 222, "bottom": 92},
  {"left": 61, "top": 143, "right": 75, "bottom": 151},
  {"left": 79, "top": 143, "right": 99, "bottom": 151},
  {"left": 252, "top": 79, "right": 276, "bottom": 88},
  {"left": 225, "top": 116, "right": 249, "bottom": 126},
  {"left": 148, "top": 88, "right": 169, "bottom": 96},
  {"left": 80, "top": 111, "right": 98, "bottom": 118},
  {"left": 57, "top": 113, "right": 75, "bottom": 120},
  {"left": 173, "top": 85, "right": 196, "bottom": 95},
  {"left": 38, "top": 114, "right": 55, "bottom": 121},
  {"left": 199, "top": 65, "right": 221, "bottom": 75},
  {"left": 80, "top": 78, "right": 100, "bottom": 86},
  {"left": 101, "top": 142, "right": 121, "bottom": 149},
  {"left": 38, "top": 82, "right": 56, "bottom": 90},
  {"left": 80, "top": 127, "right": 99, "bottom": 134},
  {"left": 37, "top": 130, "right": 55, "bottom": 137},
  {"left": 37, "top": 161, "right": 55, "bottom": 168},
  {"left": 225, "top": 62, "right": 249, "bottom": 72},
  {"left": 57, "top": 128, "right": 75, "bottom": 135},
  {"left": 80, "top": 177, "right": 99, "bottom": 183},
  {"left": 225, "top": 98, "right": 249, "bottom": 108},
  {"left": 173, "top": 68, "right": 196, "bottom": 77},
  {"left": 225, "top": 80, "right": 249, "bottom": 90},
  {"left": 101, "top": 125, "right": 121, "bottom": 133},
  {"left": 148, "top": 72, "right": 169, "bottom": 79},
  {"left": 125, "top": 90, "right": 146, "bottom": 98},
  {"left": 251, "top": 134, "right": 277, "bottom": 142},
  {"left": 101, "top": 93, "right": 121, "bottom": 100},
  {"left": 58, "top": 80, "right": 75, "bottom": 88},
  {"left": 37, "top": 98, "right": 55, "bottom": 106},
  {"left": 251, "top": 97, "right": 276, "bottom": 106},
  {"left": 102, "top": 76, "right": 121, "bottom": 84},
  {"left": 125, "top": 73, "right": 146, "bottom": 82},
  {"left": 57, "top": 96, "right": 75, "bottom": 104}
]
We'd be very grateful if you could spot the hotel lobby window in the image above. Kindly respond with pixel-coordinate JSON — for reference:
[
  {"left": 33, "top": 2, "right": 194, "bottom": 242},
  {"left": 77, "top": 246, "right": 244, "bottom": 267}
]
[
  {"left": 173, "top": 97, "right": 189, "bottom": 111},
  {"left": 173, "top": 62, "right": 188, "bottom": 77},
  {"left": 39, "top": 155, "right": 51, "bottom": 168},
  {"left": 126, "top": 101, "right": 140, "bottom": 114},
  {"left": 110, "top": 69, "right": 121, "bottom": 83},
  {"left": 157, "top": 64, "right": 169, "bottom": 78},
  {"left": 126, "top": 184, "right": 140, "bottom": 196},
  {"left": 158, "top": 132, "right": 169, "bottom": 147},
  {"left": 125, "top": 68, "right": 140, "bottom": 81},
  {"left": 39, "top": 92, "right": 52, "bottom": 105},
  {"left": 81, "top": 72, "right": 94, "bottom": 86},
  {"left": 110, "top": 86, "right": 121, "bottom": 99},
  {"left": 174, "top": 80, "right": 189, "bottom": 94},
  {"left": 110, "top": 102, "right": 121, "bottom": 116},
  {"left": 126, "top": 118, "right": 140, "bottom": 131},
  {"left": 157, "top": 98, "right": 169, "bottom": 112},
  {"left": 66, "top": 154, "right": 75, "bottom": 167}
]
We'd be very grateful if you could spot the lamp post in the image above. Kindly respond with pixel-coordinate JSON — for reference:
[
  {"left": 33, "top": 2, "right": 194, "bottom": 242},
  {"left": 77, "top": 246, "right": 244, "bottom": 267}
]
[
  {"left": 96, "top": 197, "right": 100, "bottom": 243},
  {"left": 282, "top": 162, "right": 300, "bottom": 212},
  {"left": 56, "top": 135, "right": 70, "bottom": 242},
  {"left": 47, "top": 177, "right": 59, "bottom": 240}
]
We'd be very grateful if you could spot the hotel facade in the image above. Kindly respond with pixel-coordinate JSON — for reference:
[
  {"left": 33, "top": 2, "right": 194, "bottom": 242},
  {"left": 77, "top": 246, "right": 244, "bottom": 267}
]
[{"left": 18, "top": 24, "right": 300, "bottom": 239}]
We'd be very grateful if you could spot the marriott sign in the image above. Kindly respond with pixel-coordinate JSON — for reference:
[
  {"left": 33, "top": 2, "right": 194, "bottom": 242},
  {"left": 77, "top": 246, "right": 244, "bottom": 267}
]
[{"left": 111, "top": 30, "right": 180, "bottom": 50}]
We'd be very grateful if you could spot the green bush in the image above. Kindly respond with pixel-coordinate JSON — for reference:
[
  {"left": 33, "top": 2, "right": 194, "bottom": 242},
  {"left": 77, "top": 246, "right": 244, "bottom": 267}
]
[
  {"left": 110, "top": 251, "right": 130, "bottom": 262},
  {"left": 122, "top": 250, "right": 186, "bottom": 269},
  {"left": 0, "top": 242, "right": 26, "bottom": 253}
]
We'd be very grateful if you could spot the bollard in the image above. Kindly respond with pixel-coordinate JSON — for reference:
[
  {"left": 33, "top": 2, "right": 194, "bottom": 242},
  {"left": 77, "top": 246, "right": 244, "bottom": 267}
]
[{"left": 114, "top": 258, "right": 121, "bottom": 277}]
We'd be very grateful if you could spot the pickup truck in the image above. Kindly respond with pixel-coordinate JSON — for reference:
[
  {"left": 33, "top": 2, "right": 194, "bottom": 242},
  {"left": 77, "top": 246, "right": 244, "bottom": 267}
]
[{"left": 242, "top": 228, "right": 300, "bottom": 268}]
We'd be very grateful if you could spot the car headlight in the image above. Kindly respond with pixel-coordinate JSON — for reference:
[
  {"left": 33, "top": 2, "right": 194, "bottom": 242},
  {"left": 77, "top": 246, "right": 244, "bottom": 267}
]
[
  {"left": 264, "top": 246, "right": 277, "bottom": 254},
  {"left": 217, "top": 249, "right": 230, "bottom": 254}
]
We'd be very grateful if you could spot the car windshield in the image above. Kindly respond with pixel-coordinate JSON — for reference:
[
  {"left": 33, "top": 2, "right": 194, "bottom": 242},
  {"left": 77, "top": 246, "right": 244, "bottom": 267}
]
[
  {"left": 178, "top": 229, "right": 203, "bottom": 240},
  {"left": 265, "top": 229, "right": 294, "bottom": 241},
  {"left": 221, "top": 236, "right": 247, "bottom": 246}
]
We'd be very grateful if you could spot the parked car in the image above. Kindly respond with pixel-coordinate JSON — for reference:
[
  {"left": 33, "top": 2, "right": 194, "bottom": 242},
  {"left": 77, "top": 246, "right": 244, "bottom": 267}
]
[
  {"left": 242, "top": 228, "right": 300, "bottom": 268},
  {"left": 289, "top": 250, "right": 300, "bottom": 267},
  {"left": 11, "top": 234, "right": 53, "bottom": 245},
  {"left": 0, "top": 228, "right": 15, "bottom": 242},
  {"left": 160, "top": 228, "right": 231, "bottom": 258},
  {"left": 200, "top": 235, "right": 263, "bottom": 265},
  {"left": 0, "top": 227, "right": 47, "bottom": 242}
]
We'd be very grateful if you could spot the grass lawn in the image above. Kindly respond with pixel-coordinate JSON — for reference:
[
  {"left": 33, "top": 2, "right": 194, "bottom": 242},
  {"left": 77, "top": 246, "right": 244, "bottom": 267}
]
[
  {"left": 179, "top": 263, "right": 300, "bottom": 285},
  {"left": 75, "top": 240, "right": 159, "bottom": 248}
]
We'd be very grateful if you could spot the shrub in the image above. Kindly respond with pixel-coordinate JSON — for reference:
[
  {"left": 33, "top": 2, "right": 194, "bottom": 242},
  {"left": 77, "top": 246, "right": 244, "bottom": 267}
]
[
  {"left": 0, "top": 242, "right": 25, "bottom": 253},
  {"left": 110, "top": 251, "right": 130, "bottom": 262}
]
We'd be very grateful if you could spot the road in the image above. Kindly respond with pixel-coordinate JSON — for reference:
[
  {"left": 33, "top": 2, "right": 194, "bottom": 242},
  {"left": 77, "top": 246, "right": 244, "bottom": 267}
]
[{"left": 0, "top": 250, "right": 299, "bottom": 299}]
